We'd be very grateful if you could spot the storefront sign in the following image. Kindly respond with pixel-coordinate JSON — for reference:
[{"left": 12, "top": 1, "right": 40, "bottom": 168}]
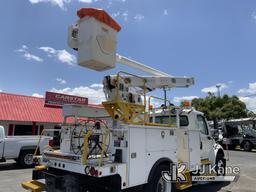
[{"left": 45, "top": 92, "right": 88, "bottom": 106}]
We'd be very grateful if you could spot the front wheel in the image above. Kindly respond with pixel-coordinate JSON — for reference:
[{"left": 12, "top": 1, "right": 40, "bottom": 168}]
[
  {"left": 215, "top": 154, "right": 226, "bottom": 176},
  {"left": 144, "top": 165, "right": 176, "bottom": 192},
  {"left": 243, "top": 141, "right": 253, "bottom": 152}
]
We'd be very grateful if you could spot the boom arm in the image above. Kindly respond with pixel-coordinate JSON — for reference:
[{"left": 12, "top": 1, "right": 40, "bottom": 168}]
[
  {"left": 115, "top": 54, "right": 194, "bottom": 91},
  {"left": 116, "top": 54, "right": 171, "bottom": 77}
]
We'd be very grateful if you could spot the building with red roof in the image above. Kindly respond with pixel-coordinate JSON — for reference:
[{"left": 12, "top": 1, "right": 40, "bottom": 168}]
[{"left": 0, "top": 92, "right": 98, "bottom": 136}]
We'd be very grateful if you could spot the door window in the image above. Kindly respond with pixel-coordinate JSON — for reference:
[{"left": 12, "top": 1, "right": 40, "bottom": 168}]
[{"left": 197, "top": 115, "right": 209, "bottom": 135}]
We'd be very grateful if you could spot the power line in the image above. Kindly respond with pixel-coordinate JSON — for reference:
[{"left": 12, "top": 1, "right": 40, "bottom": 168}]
[{"left": 244, "top": 94, "right": 256, "bottom": 97}]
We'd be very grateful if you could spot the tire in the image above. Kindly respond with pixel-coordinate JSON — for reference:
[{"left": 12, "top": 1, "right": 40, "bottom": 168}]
[
  {"left": 215, "top": 154, "right": 226, "bottom": 176},
  {"left": 144, "top": 164, "right": 176, "bottom": 192},
  {"left": 243, "top": 141, "right": 253, "bottom": 152},
  {"left": 18, "top": 150, "right": 35, "bottom": 168}
]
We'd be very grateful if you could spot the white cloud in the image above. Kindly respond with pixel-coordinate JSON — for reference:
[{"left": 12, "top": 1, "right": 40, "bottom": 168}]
[
  {"left": 22, "top": 45, "right": 28, "bottom": 49},
  {"left": 239, "top": 96, "right": 256, "bottom": 112},
  {"left": 0, "top": 90, "right": 2, "bottom": 92},
  {"left": 32, "top": 93, "right": 44, "bottom": 98},
  {"left": 252, "top": 12, "right": 256, "bottom": 21},
  {"left": 39, "top": 46, "right": 56, "bottom": 55},
  {"left": 111, "top": 11, "right": 121, "bottom": 18},
  {"left": 134, "top": 14, "right": 145, "bottom": 22},
  {"left": 201, "top": 83, "right": 228, "bottom": 94},
  {"left": 173, "top": 96, "right": 199, "bottom": 103},
  {"left": 107, "top": 1, "right": 113, "bottom": 8},
  {"left": 111, "top": 10, "right": 129, "bottom": 21},
  {"left": 28, "top": 0, "right": 93, "bottom": 10},
  {"left": 78, "top": 0, "right": 93, "bottom": 3},
  {"left": 122, "top": 11, "right": 129, "bottom": 21},
  {"left": 16, "top": 45, "right": 43, "bottom": 62},
  {"left": 57, "top": 50, "right": 76, "bottom": 66},
  {"left": 39, "top": 46, "right": 76, "bottom": 66},
  {"left": 56, "top": 78, "right": 67, "bottom": 84},
  {"left": 90, "top": 83, "right": 103, "bottom": 88},
  {"left": 29, "top": 0, "right": 71, "bottom": 9},
  {"left": 238, "top": 82, "right": 256, "bottom": 94},
  {"left": 23, "top": 53, "right": 43, "bottom": 62},
  {"left": 50, "top": 84, "right": 105, "bottom": 104},
  {"left": 163, "top": 9, "right": 168, "bottom": 16}
]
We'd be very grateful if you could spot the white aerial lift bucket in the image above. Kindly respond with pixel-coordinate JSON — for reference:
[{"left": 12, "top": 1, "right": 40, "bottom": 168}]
[{"left": 68, "top": 8, "right": 121, "bottom": 71}]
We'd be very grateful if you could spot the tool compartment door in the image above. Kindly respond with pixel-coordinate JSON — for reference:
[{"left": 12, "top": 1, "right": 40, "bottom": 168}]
[
  {"left": 188, "top": 129, "right": 201, "bottom": 171},
  {"left": 128, "top": 127, "right": 146, "bottom": 187}
]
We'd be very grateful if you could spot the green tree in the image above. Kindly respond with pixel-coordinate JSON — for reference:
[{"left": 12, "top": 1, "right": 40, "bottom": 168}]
[{"left": 191, "top": 94, "right": 249, "bottom": 129}]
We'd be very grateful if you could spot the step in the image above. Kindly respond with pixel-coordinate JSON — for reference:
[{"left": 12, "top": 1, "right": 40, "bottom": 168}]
[
  {"left": 176, "top": 171, "right": 192, "bottom": 190},
  {"left": 21, "top": 180, "right": 45, "bottom": 192},
  {"left": 35, "top": 165, "right": 48, "bottom": 171},
  {"left": 201, "top": 159, "right": 212, "bottom": 165}
]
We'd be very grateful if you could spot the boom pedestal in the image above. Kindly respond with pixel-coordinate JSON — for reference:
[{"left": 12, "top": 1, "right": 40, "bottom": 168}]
[{"left": 102, "top": 101, "right": 146, "bottom": 125}]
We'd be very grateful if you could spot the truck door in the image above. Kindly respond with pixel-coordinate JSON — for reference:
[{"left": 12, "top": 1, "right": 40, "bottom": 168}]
[
  {"left": 0, "top": 127, "right": 4, "bottom": 158},
  {"left": 197, "top": 115, "right": 212, "bottom": 160}
]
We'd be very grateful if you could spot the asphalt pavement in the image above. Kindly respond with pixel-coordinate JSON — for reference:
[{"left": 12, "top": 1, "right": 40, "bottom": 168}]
[{"left": 0, "top": 150, "right": 255, "bottom": 192}]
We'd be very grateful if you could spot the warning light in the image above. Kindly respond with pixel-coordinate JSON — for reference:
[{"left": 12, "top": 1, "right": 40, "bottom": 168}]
[{"left": 182, "top": 101, "right": 191, "bottom": 108}]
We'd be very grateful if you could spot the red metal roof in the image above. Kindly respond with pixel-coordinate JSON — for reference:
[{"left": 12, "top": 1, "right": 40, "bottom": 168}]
[{"left": 0, "top": 92, "right": 102, "bottom": 123}]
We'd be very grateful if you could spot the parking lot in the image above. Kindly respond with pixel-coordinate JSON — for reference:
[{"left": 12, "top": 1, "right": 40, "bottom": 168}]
[{"left": 0, "top": 150, "right": 256, "bottom": 192}]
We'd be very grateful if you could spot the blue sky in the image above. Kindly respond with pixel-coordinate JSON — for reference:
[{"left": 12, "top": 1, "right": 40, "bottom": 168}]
[{"left": 0, "top": 0, "right": 256, "bottom": 111}]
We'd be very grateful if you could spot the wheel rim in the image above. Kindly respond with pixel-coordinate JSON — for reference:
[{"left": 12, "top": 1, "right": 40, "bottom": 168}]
[
  {"left": 24, "top": 154, "right": 34, "bottom": 165},
  {"left": 156, "top": 177, "right": 172, "bottom": 192},
  {"left": 244, "top": 142, "right": 250, "bottom": 150}
]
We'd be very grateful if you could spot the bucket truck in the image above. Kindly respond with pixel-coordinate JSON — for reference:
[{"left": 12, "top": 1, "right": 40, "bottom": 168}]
[{"left": 22, "top": 8, "right": 226, "bottom": 192}]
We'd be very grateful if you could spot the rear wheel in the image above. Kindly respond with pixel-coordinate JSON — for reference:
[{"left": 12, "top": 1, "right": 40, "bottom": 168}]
[
  {"left": 144, "top": 165, "right": 176, "bottom": 192},
  {"left": 243, "top": 141, "right": 253, "bottom": 152},
  {"left": 18, "top": 150, "right": 34, "bottom": 168}
]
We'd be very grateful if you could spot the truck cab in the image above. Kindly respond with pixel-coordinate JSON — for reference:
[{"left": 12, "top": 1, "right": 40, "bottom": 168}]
[{"left": 152, "top": 108, "right": 224, "bottom": 172}]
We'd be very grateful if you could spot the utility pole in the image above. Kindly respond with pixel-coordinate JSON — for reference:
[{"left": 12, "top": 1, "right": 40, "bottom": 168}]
[
  {"left": 163, "top": 87, "right": 167, "bottom": 106},
  {"left": 216, "top": 84, "right": 221, "bottom": 97}
]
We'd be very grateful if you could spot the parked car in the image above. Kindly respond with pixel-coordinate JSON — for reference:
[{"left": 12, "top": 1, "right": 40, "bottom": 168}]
[{"left": 0, "top": 125, "right": 52, "bottom": 167}]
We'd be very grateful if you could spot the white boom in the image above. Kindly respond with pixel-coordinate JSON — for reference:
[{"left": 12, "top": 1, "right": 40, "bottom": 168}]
[
  {"left": 115, "top": 54, "right": 194, "bottom": 90},
  {"left": 116, "top": 54, "right": 171, "bottom": 77}
]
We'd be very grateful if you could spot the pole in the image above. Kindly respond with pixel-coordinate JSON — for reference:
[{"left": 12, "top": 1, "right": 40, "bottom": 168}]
[
  {"left": 163, "top": 87, "right": 167, "bottom": 106},
  {"left": 216, "top": 84, "right": 221, "bottom": 97}
]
